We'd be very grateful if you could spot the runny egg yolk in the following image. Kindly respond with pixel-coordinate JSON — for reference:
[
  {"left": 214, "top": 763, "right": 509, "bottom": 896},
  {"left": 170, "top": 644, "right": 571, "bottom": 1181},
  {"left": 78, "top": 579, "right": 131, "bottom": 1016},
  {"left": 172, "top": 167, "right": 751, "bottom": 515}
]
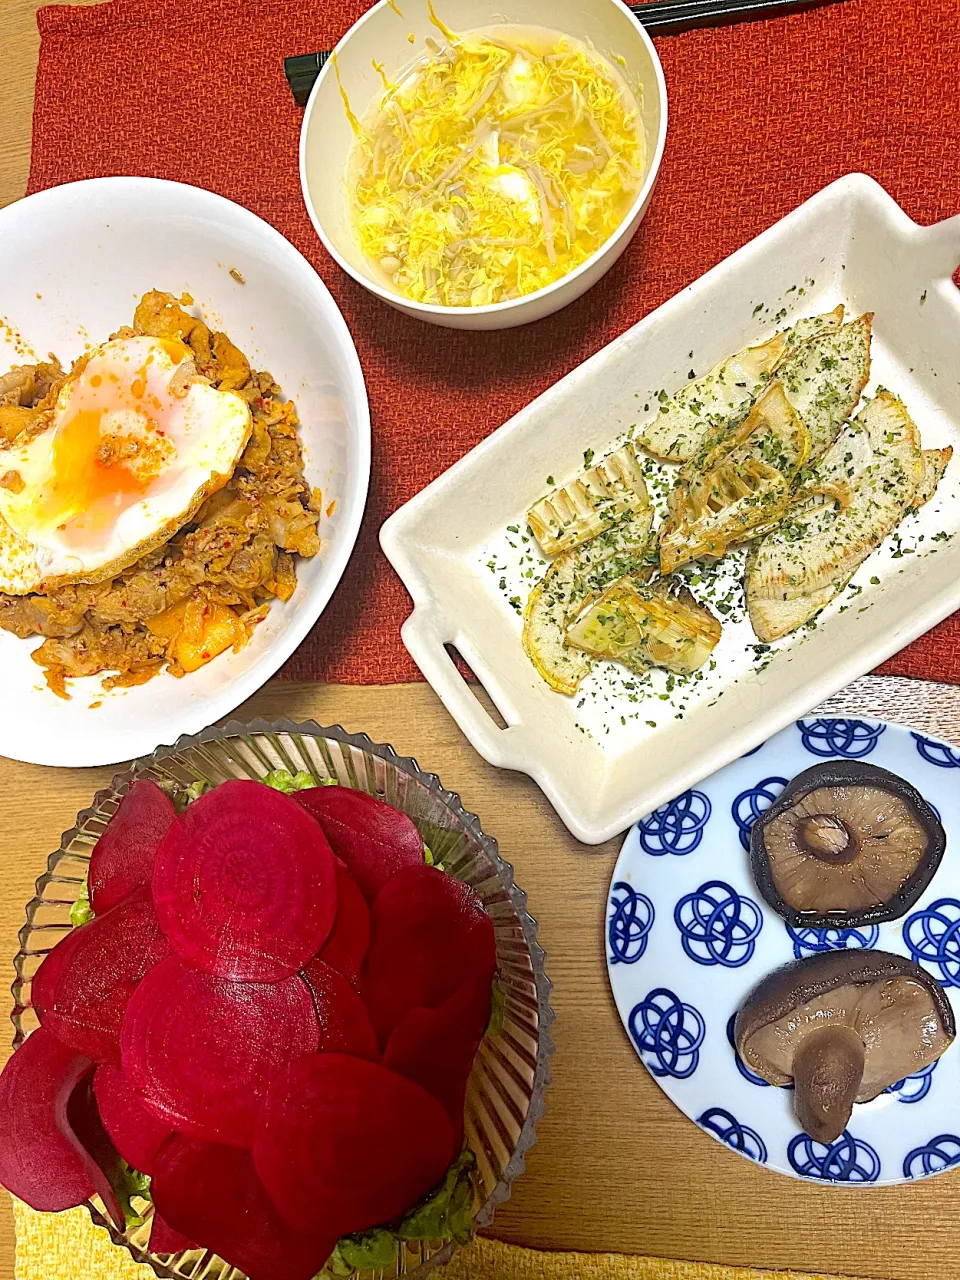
[{"left": 33, "top": 337, "right": 189, "bottom": 542}]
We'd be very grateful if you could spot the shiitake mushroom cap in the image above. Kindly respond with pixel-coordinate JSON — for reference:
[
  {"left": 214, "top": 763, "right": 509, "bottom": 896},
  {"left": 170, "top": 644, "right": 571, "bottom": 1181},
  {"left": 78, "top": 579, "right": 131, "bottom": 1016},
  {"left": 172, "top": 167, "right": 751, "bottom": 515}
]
[
  {"left": 749, "top": 760, "right": 946, "bottom": 929},
  {"left": 734, "top": 948, "right": 956, "bottom": 1052},
  {"left": 735, "top": 950, "right": 956, "bottom": 1142}
]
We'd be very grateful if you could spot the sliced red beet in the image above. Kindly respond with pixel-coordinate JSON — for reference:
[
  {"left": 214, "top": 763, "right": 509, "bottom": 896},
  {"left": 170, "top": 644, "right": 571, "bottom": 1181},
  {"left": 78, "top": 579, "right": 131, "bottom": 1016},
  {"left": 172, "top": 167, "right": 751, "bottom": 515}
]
[
  {"left": 153, "top": 780, "right": 337, "bottom": 982},
  {"left": 295, "top": 786, "right": 423, "bottom": 903},
  {"left": 316, "top": 860, "right": 370, "bottom": 982},
  {"left": 32, "top": 889, "right": 169, "bottom": 1067},
  {"left": 0, "top": 1029, "right": 96, "bottom": 1211},
  {"left": 121, "top": 956, "right": 319, "bottom": 1146},
  {"left": 152, "top": 1135, "right": 336, "bottom": 1280},
  {"left": 363, "top": 866, "right": 497, "bottom": 1044},
  {"left": 253, "top": 1054, "right": 454, "bottom": 1237},
  {"left": 300, "top": 959, "right": 378, "bottom": 1061},
  {"left": 65, "top": 1076, "right": 128, "bottom": 1231},
  {"left": 93, "top": 1065, "right": 172, "bottom": 1177},
  {"left": 89, "top": 779, "right": 176, "bottom": 915},
  {"left": 148, "top": 1211, "right": 197, "bottom": 1255},
  {"left": 383, "top": 979, "right": 491, "bottom": 1138}
]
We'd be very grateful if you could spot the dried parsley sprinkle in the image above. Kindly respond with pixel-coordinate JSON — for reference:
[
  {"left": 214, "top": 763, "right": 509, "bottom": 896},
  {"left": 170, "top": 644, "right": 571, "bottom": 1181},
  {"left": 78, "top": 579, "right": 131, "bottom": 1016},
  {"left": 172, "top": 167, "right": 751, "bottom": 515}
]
[
  {"left": 545, "top": 475, "right": 555, "bottom": 486},
  {"left": 921, "top": 291, "right": 928, "bottom": 305},
  {"left": 583, "top": 448, "right": 594, "bottom": 467}
]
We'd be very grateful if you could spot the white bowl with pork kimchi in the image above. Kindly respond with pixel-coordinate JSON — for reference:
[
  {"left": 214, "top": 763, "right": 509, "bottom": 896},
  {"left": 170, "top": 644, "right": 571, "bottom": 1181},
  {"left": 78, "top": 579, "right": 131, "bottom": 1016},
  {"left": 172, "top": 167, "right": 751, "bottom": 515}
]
[{"left": 0, "top": 176, "right": 370, "bottom": 766}]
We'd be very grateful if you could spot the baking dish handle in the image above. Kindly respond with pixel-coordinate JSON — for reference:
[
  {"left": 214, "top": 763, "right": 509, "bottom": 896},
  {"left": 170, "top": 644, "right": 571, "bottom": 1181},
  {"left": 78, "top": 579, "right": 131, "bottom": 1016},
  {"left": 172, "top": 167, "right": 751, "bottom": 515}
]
[
  {"left": 400, "top": 609, "right": 513, "bottom": 768},
  {"left": 917, "top": 213, "right": 960, "bottom": 280}
]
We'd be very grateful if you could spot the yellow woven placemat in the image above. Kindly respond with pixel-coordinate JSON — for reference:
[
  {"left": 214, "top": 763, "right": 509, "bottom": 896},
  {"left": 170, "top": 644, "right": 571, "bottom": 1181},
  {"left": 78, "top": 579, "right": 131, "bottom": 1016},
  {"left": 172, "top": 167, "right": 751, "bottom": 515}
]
[{"left": 12, "top": 1199, "right": 867, "bottom": 1280}]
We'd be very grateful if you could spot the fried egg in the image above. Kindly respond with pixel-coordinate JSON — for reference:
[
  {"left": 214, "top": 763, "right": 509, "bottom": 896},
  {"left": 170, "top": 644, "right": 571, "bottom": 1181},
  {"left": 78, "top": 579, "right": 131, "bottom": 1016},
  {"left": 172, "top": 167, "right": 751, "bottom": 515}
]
[{"left": 0, "top": 335, "right": 252, "bottom": 595}]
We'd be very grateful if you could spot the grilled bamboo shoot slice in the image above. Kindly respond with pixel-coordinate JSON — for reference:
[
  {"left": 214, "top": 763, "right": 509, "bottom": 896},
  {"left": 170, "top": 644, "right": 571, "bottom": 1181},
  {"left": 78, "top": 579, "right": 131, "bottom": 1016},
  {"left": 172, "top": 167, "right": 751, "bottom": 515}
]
[
  {"left": 635, "top": 307, "right": 844, "bottom": 464},
  {"left": 745, "top": 391, "right": 924, "bottom": 641},
  {"left": 745, "top": 502, "right": 866, "bottom": 642},
  {"left": 526, "top": 443, "right": 649, "bottom": 557},
  {"left": 659, "top": 383, "right": 811, "bottom": 574},
  {"left": 776, "top": 315, "right": 872, "bottom": 459},
  {"left": 753, "top": 443, "right": 952, "bottom": 640},
  {"left": 745, "top": 574, "right": 843, "bottom": 643},
  {"left": 913, "top": 447, "right": 953, "bottom": 510},
  {"left": 776, "top": 307, "right": 847, "bottom": 362},
  {"left": 566, "top": 577, "right": 721, "bottom": 675},
  {"left": 522, "top": 509, "right": 655, "bottom": 694}
]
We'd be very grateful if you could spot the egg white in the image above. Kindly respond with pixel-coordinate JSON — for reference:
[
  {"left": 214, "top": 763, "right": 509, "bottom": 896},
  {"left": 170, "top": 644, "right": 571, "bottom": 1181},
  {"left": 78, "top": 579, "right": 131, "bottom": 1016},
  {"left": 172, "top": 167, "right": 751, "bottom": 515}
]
[{"left": 501, "top": 55, "right": 538, "bottom": 107}]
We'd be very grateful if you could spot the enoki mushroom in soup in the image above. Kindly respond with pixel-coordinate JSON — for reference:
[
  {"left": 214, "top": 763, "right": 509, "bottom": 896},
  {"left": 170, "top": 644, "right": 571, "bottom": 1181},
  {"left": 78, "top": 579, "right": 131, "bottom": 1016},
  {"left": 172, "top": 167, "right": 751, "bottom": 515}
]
[{"left": 345, "top": 22, "right": 645, "bottom": 308}]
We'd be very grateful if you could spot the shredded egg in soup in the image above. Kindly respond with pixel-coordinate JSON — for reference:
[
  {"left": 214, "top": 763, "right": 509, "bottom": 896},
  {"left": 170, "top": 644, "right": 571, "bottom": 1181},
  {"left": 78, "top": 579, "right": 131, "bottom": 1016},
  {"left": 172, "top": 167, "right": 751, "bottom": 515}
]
[{"left": 347, "top": 23, "right": 645, "bottom": 308}]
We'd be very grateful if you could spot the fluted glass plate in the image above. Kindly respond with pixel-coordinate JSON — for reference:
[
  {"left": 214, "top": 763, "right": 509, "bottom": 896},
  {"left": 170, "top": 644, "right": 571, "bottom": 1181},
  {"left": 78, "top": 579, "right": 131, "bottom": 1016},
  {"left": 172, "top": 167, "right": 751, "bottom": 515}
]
[{"left": 11, "top": 719, "right": 554, "bottom": 1278}]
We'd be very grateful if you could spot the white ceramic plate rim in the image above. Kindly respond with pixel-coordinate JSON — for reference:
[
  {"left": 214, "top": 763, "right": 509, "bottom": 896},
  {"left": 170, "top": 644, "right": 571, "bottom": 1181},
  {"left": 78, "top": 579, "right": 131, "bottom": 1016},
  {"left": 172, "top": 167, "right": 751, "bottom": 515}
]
[
  {"left": 0, "top": 177, "right": 371, "bottom": 768},
  {"left": 379, "top": 173, "right": 960, "bottom": 844},
  {"left": 298, "top": 0, "right": 668, "bottom": 320}
]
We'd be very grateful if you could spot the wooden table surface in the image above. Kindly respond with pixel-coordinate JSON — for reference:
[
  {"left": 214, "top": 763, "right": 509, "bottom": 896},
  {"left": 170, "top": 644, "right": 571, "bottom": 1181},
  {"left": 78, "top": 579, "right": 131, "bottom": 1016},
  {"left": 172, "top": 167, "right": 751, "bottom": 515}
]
[{"left": 1, "top": 5, "right": 957, "bottom": 1278}]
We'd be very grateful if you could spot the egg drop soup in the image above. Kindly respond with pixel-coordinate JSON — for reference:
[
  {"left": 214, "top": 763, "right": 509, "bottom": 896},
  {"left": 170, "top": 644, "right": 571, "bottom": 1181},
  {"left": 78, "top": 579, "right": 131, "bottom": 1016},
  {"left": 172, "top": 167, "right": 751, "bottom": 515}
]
[{"left": 346, "top": 23, "right": 645, "bottom": 308}]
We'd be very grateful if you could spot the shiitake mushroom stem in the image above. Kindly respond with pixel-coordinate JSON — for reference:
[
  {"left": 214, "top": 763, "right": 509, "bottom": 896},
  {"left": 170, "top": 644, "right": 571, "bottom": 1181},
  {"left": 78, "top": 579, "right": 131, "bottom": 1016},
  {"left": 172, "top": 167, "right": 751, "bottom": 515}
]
[
  {"left": 798, "top": 814, "right": 857, "bottom": 865},
  {"left": 793, "top": 1025, "right": 865, "bottom": 1144}
]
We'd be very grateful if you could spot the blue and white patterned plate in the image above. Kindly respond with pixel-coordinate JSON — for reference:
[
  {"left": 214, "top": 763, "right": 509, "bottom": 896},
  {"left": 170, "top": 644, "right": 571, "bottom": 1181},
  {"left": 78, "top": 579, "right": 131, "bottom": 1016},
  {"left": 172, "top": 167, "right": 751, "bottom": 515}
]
[{"left": 606, "top": 717, "right": 960, "bottom": 1186}]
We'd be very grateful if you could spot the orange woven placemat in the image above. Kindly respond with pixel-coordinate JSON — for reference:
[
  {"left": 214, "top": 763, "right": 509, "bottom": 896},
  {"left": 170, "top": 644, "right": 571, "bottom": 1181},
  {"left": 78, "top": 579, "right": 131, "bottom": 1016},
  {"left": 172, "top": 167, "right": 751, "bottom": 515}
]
[
  {"left": 11, "top": 1198, "right": 872, "bottom": 1280},
  {"left": 28, "top": 0, "right": 960, "bottom": 684}
]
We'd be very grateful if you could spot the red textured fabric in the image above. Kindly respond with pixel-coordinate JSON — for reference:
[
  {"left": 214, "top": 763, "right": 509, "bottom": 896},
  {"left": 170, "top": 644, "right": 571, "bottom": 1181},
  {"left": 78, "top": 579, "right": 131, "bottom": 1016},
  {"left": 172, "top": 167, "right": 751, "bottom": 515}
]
[{"left": 27, "top": 0, "right": 960, "bottom": 685}]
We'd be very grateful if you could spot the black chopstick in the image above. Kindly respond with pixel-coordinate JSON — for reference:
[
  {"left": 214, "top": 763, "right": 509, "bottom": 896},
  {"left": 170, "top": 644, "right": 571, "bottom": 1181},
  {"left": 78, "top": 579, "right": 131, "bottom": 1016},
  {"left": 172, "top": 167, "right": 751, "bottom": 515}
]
[
  {"left": 638, "top": 0, "right": 844, "bottom": 29},
  {"left": 284, "top": 0, "right": 848, "bottom": 105}
]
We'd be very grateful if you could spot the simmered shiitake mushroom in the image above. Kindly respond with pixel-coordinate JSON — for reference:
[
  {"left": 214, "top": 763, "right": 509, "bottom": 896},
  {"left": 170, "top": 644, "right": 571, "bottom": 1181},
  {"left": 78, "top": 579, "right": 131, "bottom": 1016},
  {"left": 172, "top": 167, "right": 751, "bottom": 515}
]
[
  {"left": 735, "top": 951, "right": 955, "bottom": 1143},
  {"left": 750, "top": 761, "right": 945, "bottom": 928}
]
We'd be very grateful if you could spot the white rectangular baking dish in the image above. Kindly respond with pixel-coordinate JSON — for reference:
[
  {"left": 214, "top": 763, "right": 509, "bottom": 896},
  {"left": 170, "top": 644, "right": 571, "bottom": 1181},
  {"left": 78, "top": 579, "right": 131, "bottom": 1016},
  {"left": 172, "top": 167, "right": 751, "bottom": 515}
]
[{"left": 380, "top": 174, "right": 960, "bottom": 844}]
